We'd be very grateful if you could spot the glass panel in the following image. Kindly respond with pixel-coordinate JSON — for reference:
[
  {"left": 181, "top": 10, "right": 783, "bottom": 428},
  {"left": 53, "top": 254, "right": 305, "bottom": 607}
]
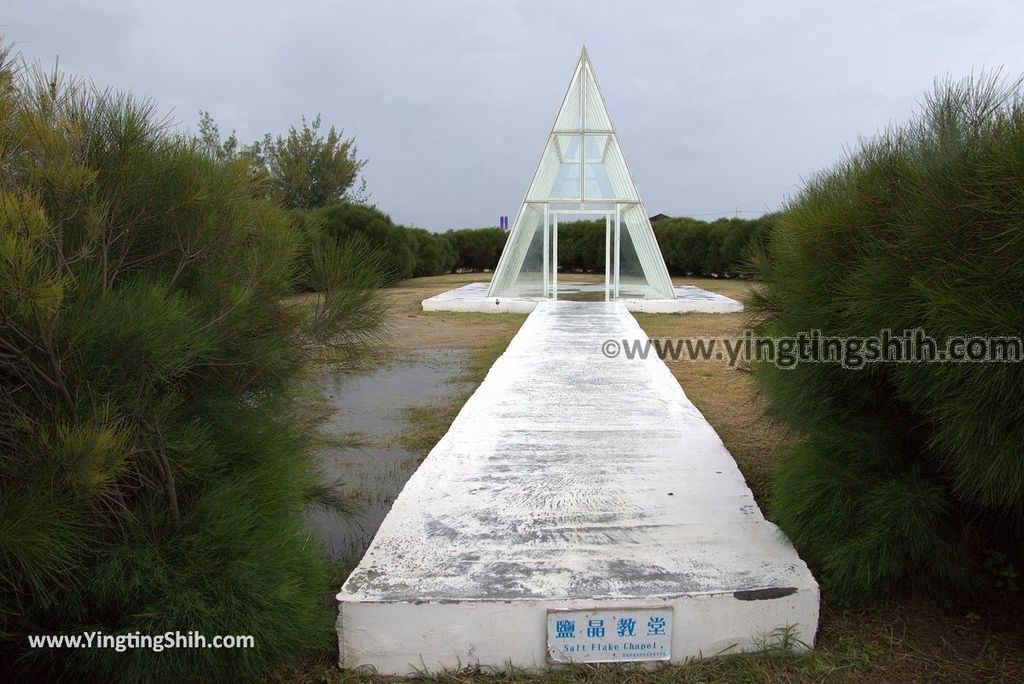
[
  {"left": 553, "top": 63, "right": 583, "bottom": 132},
  {"left": 582, "top": 62, "right": 612, "bottom": 130},
  {"left": 520, "top": 220, "right": 546, "bottom": 296},
  {"left": 528, "top": 136, "right": 583, "bottom": 201},
  {"left": 553, "top": 59, "right": 611, "bottom": 132},
  {"left": 579, "top": 135, "right": 639, "bottom": 201},
  {"left": 490, "top": 205, "right": 546, "bottom": 297},
  {"left": 617, "top": 209, "right": 649, "bottom": 298},
  {"left": 550, "top": 135, "right": 581, "bottom": 199},
  {"left": 604, "top": 137, "right": 638, "bottom": 200},
  {"left": 557, "top": 134, "right": 580, "bottom": 161},
  {"left": 616, "top": 205, "right": 674, "bottom": 299},
  {"left": 583, "top": 134, "right": 615, "bottom": 200}
]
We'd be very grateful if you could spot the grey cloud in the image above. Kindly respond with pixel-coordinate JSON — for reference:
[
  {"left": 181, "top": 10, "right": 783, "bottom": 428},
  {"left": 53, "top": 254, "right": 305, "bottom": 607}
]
[{"left": 5, "top": 0, "right": 1023, "bottom": 229}]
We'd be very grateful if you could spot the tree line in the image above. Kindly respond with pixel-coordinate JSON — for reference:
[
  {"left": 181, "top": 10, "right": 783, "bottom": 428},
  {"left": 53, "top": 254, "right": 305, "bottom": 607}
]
[
  {"left": 304, "top": 209, "right": 778, "bottom": 281},
  {"left": 197, "top": 110, "right": 778, "bottom": 281},
  {"left": 552, "top": 214, "right": 778, "bottom": 278}
]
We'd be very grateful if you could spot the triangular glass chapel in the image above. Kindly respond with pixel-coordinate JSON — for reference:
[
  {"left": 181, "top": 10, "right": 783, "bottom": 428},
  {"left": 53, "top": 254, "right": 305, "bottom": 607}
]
[{"left": 488, "top": 47, "right": 676, "bottom": 301}]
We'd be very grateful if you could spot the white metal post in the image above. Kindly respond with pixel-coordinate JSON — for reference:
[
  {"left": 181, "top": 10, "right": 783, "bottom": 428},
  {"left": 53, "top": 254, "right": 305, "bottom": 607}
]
[
  {"left": 543, "top": 204, "right": 550, "bottom": 298},
  {"left": 605, "top": 214, "right": 611, "bottom": 301},
  {"left": 579, "top": 56, "right": 585, "bottom": 209},
  {"left": 614, "top": 204, "right": 621, "bottom": 299},
  {"left": 552, "top": 214, "right": 559, "bottom": 300}
]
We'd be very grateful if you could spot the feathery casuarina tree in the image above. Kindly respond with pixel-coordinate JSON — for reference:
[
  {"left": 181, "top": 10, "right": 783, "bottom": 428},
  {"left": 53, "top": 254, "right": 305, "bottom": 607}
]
[
  {"left": 0, "top": 46, "right": 386, "bottom": 680},
  {"left": 198, "top": 111, "right": 368, "bottom": 209},
  {"left": 751, "top": 73, "right": 1024, "bottom": 605}
]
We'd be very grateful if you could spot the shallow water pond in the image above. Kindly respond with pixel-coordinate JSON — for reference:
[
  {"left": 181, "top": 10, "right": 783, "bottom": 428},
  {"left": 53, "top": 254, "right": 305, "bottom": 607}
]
[{"left": 310, "top": 348, "right": 471, "bottom": 560}]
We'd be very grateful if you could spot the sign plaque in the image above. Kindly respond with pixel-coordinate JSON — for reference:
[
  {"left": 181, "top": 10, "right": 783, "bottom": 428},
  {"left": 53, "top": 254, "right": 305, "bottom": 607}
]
[{"left": 547, "top": 608, "right": 673, "bottom": 663}]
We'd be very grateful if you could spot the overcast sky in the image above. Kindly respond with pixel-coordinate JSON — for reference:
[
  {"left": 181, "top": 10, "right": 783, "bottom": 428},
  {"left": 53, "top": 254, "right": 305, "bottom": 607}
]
[{"left": 5, "top": 1, "right": 1023, "bottom": 230}]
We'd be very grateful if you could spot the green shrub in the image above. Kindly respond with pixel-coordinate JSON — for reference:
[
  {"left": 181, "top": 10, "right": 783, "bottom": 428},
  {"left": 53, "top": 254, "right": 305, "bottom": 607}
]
[
  {"left": 311, "top": 204, "right": 456, "bottom": 281},
  {"left": 444, "top": 226, "right": 507, "bottom": 271},
  {"left": 652, "top": 215, "right": 780, "bottom": 277},
  {"left": 750, "top": 73, "right": 1024, "bottom": 604},
  {"left": 557, "top": 219, "right": 605, "bottom": 272},
  {"left": 0, "top": 51, "right": 386, "bottom": 680},
  {"left": 440, "top": 217, "right": 770, "bottom": 278},
  {"left": 407, "top": 227, "right": 457, "bottom": 277},
  {"left": 655, "top": 217, "right": 713, "bottom": 275},
  {"left": 315, "top": 203, "right": 415, "bottom": 281}
]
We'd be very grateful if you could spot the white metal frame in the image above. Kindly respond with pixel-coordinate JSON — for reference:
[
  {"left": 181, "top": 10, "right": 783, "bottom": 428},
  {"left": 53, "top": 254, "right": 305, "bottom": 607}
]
[
  {"left": 544, "top": 208, "right": 616, "bottom": 301},
  {"left": 487, "top": 47, "right": 676, "bottom": 301}
]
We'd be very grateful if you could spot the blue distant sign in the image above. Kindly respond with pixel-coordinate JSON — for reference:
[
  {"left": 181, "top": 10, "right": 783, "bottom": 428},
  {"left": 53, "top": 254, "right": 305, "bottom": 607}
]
[{"left": 500, "top": 215, "right": 509, "bottom": 231}]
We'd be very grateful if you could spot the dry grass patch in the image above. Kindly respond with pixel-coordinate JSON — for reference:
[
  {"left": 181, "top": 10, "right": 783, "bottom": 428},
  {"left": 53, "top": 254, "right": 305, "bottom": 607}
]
[{"left": 383, "top": 273, "right": 526, "bottom": 352}]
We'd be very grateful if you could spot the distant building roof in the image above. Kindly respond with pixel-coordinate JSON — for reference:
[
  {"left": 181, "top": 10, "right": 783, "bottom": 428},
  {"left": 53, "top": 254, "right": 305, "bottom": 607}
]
[{"left": 649, "top": 213, "right": 673, "bottom": 223}]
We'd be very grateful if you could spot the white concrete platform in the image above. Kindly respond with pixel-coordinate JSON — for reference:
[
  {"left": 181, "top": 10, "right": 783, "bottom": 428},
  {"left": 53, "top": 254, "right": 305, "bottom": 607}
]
[
  {"left": 337, "top": 301, "right": 818, "bottom": 675},
  {"left": 421, "top": 282, "right": 743, "bottom": 314}
]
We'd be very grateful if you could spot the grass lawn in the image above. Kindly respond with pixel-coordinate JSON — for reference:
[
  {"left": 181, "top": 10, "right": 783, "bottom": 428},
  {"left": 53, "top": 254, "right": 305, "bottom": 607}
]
[{"left": 281, "top": 274, "right": 1024, "bottom": 683}]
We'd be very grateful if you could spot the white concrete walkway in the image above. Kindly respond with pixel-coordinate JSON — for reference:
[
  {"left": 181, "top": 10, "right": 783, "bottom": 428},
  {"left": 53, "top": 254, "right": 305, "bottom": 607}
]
[{"left": 337, "top": 301, "right": 818, "bottom": 675}]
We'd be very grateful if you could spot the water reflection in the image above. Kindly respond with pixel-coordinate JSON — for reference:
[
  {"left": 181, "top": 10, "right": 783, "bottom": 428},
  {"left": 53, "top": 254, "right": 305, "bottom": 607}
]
[{"left": 311, "top": 348, "right": 470, "bottom": 560}]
